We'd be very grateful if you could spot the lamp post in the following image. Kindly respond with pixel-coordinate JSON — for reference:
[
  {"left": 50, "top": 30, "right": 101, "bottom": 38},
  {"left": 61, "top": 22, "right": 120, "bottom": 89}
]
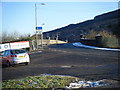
[
  {"left": 41, "top": 23, "right": 45, "bottom": 48},
  {"left": 35, "top": 3, "right": 45, "bottom": 49},
  {"left": 35, "top": 3, "right": 38, "bottom": 49}
]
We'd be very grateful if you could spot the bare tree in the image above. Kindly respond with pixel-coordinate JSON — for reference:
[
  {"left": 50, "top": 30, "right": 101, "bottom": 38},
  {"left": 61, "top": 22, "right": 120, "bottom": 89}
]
[
  {"left": 2, "top": 31, "right": 20, "bottom": 42},
  {"left": 1, "top": 30, "right": 34, "bottom": 43}
]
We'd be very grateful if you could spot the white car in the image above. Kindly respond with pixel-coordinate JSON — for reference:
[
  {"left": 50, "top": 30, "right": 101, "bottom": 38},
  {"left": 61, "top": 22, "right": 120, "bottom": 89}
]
[{"left": 1, "top": 49, "right": 30, "bottom": 67}]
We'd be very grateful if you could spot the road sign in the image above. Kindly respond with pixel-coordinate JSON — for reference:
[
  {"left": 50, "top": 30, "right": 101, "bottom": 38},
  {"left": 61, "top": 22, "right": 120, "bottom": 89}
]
[{"left": 36, "top": 27, "right": 42, "bottom": 30}]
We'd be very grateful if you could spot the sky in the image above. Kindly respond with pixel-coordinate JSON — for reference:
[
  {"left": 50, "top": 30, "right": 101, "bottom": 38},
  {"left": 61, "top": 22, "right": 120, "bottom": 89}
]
[{"left": 1, "top": 0, "right": 119, "bottom": 36}]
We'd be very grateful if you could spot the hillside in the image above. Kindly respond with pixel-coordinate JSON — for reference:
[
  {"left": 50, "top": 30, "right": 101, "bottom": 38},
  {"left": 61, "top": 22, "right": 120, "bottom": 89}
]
[{"left": 43, "top": 9, "right": 120, "bottom": 42}]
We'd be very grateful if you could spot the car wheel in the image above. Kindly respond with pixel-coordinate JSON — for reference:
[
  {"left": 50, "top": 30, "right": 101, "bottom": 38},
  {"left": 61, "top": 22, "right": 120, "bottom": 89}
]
[
  {"left": 6, "top": 61, "right": 11, "bottom": 67},
  {"left": 25, "top": 62, "right": 29, "bottom": 65}
]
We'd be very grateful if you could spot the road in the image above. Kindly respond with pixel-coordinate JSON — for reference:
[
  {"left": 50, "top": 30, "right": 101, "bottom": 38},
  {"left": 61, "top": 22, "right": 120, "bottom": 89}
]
[{"left": 2, "top": 43, "right": 120, "bottom": 81}]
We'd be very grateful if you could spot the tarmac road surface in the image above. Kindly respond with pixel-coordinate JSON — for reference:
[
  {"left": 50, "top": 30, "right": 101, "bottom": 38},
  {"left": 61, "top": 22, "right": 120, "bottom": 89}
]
[{"left": 2, "top": 43, "right": 120, "bottom": 81}]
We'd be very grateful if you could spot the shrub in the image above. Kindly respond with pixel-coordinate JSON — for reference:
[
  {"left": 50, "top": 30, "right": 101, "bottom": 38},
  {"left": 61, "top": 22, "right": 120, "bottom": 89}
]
[{"left": 86, "top": 30, "right": 119, "bottom": 48}]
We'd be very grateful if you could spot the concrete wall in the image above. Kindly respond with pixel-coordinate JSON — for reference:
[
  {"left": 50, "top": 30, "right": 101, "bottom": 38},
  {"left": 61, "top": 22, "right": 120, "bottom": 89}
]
[{"left": 38, "top": 39, "right": 67, "bottom": 45}]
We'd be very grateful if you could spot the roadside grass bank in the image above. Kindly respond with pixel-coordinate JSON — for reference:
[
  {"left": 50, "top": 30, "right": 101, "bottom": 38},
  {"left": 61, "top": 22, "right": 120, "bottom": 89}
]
[
  {"left": 2, "top": 74, "right": 77, "bottom": 88},
  {"left": 86, "top": 30, "right": 120, "bottom": 49},
  {"left": 2, "top": 74, "right": 120, "bottom": 89}
]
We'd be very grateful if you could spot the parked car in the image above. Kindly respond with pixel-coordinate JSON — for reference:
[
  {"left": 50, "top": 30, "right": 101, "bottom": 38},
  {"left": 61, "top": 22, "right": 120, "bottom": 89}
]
[{"left": 1, "top": 49, "right": 30, "bottom": 67}]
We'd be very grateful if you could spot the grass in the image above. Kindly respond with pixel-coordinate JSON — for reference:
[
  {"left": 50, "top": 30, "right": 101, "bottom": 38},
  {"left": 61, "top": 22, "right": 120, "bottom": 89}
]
[{"left": 2, "top": 74, "right": 77, "bottom": 88}]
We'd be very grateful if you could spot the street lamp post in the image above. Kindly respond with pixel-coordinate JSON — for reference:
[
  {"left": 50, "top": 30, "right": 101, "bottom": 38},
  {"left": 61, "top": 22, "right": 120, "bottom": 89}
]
[
  {"left": 35, "top": 3, "right": 38, "bottom": 49},
  {"left": 35, "top": 3, "right": 45, "bottom": 49}
]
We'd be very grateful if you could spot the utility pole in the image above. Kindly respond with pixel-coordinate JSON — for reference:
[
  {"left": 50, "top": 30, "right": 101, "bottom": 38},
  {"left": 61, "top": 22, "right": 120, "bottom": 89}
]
[{"left": 35, "top": 3, "right": 38, "bottom": 49}]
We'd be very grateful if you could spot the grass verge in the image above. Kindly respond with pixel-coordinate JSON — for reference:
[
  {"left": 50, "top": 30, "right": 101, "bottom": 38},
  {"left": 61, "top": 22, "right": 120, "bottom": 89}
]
[{"left": 2, "top": 74, "right": 77, "bottom": 88}]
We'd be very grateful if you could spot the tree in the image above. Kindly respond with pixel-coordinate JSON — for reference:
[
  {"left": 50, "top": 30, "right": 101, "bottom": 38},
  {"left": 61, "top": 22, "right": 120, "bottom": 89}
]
[{"left": 1, "top": 31, "right": 34, "bottom": 43}]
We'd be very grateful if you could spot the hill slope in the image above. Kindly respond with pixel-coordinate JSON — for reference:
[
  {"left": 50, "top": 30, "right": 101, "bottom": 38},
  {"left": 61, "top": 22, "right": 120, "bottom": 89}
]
[{"left": 43, "top": 9, "right": 120, "bottom": 42}]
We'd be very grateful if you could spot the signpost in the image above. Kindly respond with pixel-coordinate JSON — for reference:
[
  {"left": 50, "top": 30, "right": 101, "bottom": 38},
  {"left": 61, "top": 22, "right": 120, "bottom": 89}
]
[
  {"left": 36, "top": 26, "right": 42, "bottom": 34},
  {"left": 36, "top": 26, "right": 43, "bottom": 48}
]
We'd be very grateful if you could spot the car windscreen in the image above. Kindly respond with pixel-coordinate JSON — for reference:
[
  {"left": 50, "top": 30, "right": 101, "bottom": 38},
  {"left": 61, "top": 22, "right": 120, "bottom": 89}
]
[{"left": 11, "top": 50, "right": 26, "bottom": 54}]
